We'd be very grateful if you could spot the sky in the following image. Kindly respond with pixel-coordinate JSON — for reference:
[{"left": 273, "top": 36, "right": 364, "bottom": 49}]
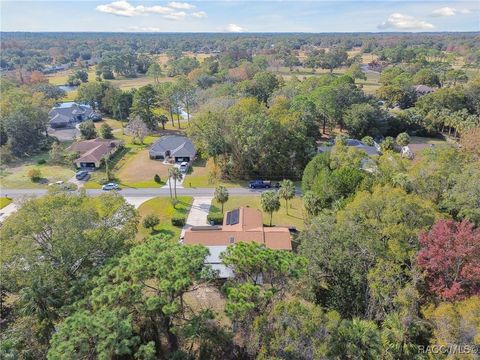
[{"left": 1, "top": 0, "right": 479, "bottom": 33}]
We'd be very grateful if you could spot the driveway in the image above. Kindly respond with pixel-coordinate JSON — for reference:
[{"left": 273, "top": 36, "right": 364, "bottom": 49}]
[
  {"left": 0, "top": 203, "right": 17, "bottom": 222},
  {"left": 180, "top": 196, "right": 213, "bottom": 239},
  {"left": 47, "top": 127, "right": 80, "bottom": 142}
]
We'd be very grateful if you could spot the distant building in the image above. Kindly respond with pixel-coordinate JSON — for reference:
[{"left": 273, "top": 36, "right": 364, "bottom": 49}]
[
  {"left": 183, "top": 207, "right": 293, "bottom": 277},
  {"left": 48, "top": 102, "right": 101, "bottom": 128},
  {"left": 414, "top": 85, "right": 436, "bottom": 96},
  {"left": 149, "top": 135, "right": 196, "bottom": 163},
  {"left": 67, "top": 138, "right": 122, "bottom": 169},
  {"left": 318, "top": 139, "right": 380, "bottom": 156}
]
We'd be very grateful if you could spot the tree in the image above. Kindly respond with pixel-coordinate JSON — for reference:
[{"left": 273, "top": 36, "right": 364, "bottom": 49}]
[
  {"left": 303, "top": 191, "right": 323, "bottom": 217},
  {"left": 381, "top": 136, "right": 395, "bottom": 152},
  {"left": 76, "top": 82, "right": 104, "bottom": 110},
  {"left": 330, "top": 318, "right": 381, "bottom": 359},
  {"left": 176, "top": 76, "right": 196, "bottom": 122},
  {"left": 396, "top": 132, "right": 410, "bottom": 147},
  {"left": 346, "top": 63, "right": 367, "bottom": 81},
  {"left": 146, "top": 63, "right": 162, "bottom": 84},
  {"left": 249, "top": 71, "right": 280, "bottom": 104},
  {"left": 142, "top": 214, "right": 160, "bottom": 233},
  {"left": 0, "top": 192, "right": 137, "bottom": 356},
  {"left": 48, "top": 141, "right": 65, "bottom": 164},
  {"left": 27, "top": 168, "right": 42, "bottom": 182},
  {"left": 158, "top": 114, "right": 168, "bottom": 130},
  {"left": 261, "top": 190, "right": 281, "bottom": 226},
  {"left": 132, "top": 85, "right": 158, "bottom": 130},
  {"left": 412, "top": 68, "right": 440, "bottom": 87},
  {"left": 99, "top": 123, "right": 113, "bottom": 139},
  {"left": 126, "top": 115, "right": 148, "bottom": 144},
  {"left": 168, "top": 167, "right": 183, "bottom": 199},
  {"left": 154, "top": 174, "right": 161, "bottom": 183},
  {"left": 417, "top": 219, "right": 480, "bottom": 300},
  {"left": 78, "top": 120, "right": 97, "bottom": 140},
  {"left": 214, "top": 186, "right": 229, "bottom": 214},
  {"left": 362, "top": 136, "right": 375, "bottom": 146},
  {"left": 48, "top": 237, "right": 213, "bottom": 358},
  {"left": 278, "top": 179, "right": 295, "bottom": 214},
  {"left": 343, "top": 103, "right": 387, "bottom": 139}
]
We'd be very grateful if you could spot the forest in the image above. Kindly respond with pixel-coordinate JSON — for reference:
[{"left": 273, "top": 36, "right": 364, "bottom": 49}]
[{"left": 0, "top": 31, "right": 480, "bottom": 359}]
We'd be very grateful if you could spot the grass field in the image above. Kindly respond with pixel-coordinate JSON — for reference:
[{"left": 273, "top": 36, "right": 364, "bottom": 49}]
[
  {"left": 184, "top": 158, "right": 247, "bottom": 188},
  {"left": 0, "top": 197, "right": 12, "bottom": 209},
  {"left": 0, "top": 164, "right": 75, "bottom": 189},
  {"left": 137, "top": 196, "right": 192, "bottom": 240},
  {"left": 209, "top": 195, "right": 305, "bottom": 230}
]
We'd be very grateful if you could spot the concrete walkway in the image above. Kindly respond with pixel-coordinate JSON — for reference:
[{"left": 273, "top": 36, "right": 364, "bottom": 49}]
[
  {"left": 0, "top": 203, "right": 17, "bottom": 223},
  {"left": 180, "top": 196, "right": 213, "bottom": 239}
]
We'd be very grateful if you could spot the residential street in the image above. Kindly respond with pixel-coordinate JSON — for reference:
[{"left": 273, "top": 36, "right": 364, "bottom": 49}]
[{"left": 0, "top": 186, "right": 301, "bottom": 199}]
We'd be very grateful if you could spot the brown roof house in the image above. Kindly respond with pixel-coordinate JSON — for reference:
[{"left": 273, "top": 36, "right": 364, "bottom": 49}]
[
  {"left": 67, "top": 138, "right": 122, "bottom": 169},
  {"left": 183, "top": 207, "right": 293, "bottom": 277}
]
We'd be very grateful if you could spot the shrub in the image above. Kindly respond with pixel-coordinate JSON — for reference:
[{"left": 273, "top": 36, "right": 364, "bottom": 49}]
[
  {"left": 143, "top": 214, "right": 160, "bottom": 232},
  {"left": 99, "top": 123, "right": 113, "bottom": 139},
  {"left": 207, "top": 213, "right": 224, "bottom": 225},
  {"left": 154, "top": 174, "right": 161, "bottom": 183},
  {"left": 396, "top": 132, "right": 410, "bottom": 147},
  {"left": 171, "top": 215, "right": 186, "bottom": 227},
  {"left": 27, "top": 168, "right": 42, "bottom": 182},
  {"left": 361, "top": 136, "right": 374, "bottom": 146},
  {"left": 381, "top": 136, "right": 395, "bottom": 152},
  {"left": 37, "top": 159, "right": 46, "bottom": 165}
]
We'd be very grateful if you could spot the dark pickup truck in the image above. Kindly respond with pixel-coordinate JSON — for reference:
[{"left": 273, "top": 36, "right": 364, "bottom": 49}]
[{"left": 248, "top": 180, "right": 280, "bottom": 189}]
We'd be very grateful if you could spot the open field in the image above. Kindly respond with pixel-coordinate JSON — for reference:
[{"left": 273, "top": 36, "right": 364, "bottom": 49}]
[
  {"left": 0, "top": 164, "right": 75, "bottom": 189},
  {"left": 357, "top": 71, "right": 381, "bottom": 95},
  {"left": 0, "top": 197, "right": 12, "bottom": 209},
  {"left": 185, "top": 158, "right": 248, "bottom": 188},
  {"left": 209, "top": 195, "right": 305, "bottom": 230},
  {"left": 137, "top": 196, "right": 192, "bottom": 240}
]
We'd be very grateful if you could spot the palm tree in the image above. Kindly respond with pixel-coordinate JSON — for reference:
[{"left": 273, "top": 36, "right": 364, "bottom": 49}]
[
  {"left": 278, "top": 179, "right": 295, "bottom": 215},
  {"left": 167, "top": 167, "right": 174, "bottom": 198},
  {"left": 214, "top": 185, "right": 229, "bottom": 213},
  {"left": 169, "top": 167, "right": 183, "bottom": 199},
  {"left": 261, "top": 190, "right": 281, "bottom": 227}
]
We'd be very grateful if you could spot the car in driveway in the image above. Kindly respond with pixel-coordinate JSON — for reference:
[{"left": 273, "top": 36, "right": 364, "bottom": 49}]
[
  {"left": 179, "top": 161, "right": 189, "bottom": 173},
  {"left": 102, "top": 183, "right": 120, "bottom": 191},
  {"left": 75, "top": 170, "right": 90, "bottom": 180}
]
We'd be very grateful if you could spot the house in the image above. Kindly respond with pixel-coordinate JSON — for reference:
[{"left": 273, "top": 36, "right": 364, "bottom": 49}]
[
  {"left": 149, "top": 135, "right": 196, "bottom": 163},
  {"left": 48, "top": 102, "right": 101, "bottom": 128},
  {"left": 67, "top": 138, "right": 122, "bottom": 169},
  {"left": 183, "top": 207, "right": 293, "bottom": 278},
  {"left": 318, "top": 139, "right": 380, "bottom": 156},
  {"left": 414, "top": 85, "right": 435, "bottom": 96}
]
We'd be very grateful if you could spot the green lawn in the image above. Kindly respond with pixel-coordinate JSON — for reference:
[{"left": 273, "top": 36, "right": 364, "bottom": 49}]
[
  {"left": 137, "top": 196, "right": 193, "bottom": 240},
  {"left": 184, "top": 158, "right": 247, "bottom": 188},
  {"left": 0, "top": 164, "right": 75, "bottom": 189},
  {"left": 0, "top": 197, "right": 12, "bottom": 209},
  {"left": 209, "top": 195, "right": 305, "bottom": 230}
]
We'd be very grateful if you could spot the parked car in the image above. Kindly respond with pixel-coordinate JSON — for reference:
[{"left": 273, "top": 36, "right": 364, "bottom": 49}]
[
  {"left": 75, "top": 170, "right": 89, "bottom": 180},
  {"left": 179, "top": 161, "right": 189, "bottom": 173},
  {"left": 249, "top": 180, "right": 272, "bottom": 189},
  {"left": 102, "top": 183, "right": 120, "bottom": 191}
]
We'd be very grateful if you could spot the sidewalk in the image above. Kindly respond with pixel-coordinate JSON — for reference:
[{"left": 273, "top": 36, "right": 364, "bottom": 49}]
[
  {"left": 180, "top": 196, "right": 213, "bottom": 240},
  {"left": 0, "top": 203, "right": 17, "bottom": 223}
]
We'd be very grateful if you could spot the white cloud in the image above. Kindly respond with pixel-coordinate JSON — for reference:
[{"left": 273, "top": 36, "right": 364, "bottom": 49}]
[
  {"left": 378, "top": 13, "right": 434, "bottom": 30},
  {"left": 129, "top": 26, "right": 162, "bottom": 32},
  {"left": 168, "top": 2, "right": 195, "bottom": 10},
  {"left": 192, "top": 11, "right": 207, "bottom": 18},
  {"left": 96, "top": 1, "right": 206, "bottom": 20},
  {"left": 226, "top": 23, "right": 246, "bottom": 32},
  {"left": 164, "top": 11, "right": 187, "bottom": 20},
  {"left": 431, "top": 7, "right": 456, "bottom": 17},
  {"left": 96, "top": 1, "right": 173, "bottom": 17}
]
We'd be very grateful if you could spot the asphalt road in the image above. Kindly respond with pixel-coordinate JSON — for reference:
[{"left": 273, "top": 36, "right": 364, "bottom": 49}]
[{"left": 0, "top": 186, "right": 301, "bottom": 199}]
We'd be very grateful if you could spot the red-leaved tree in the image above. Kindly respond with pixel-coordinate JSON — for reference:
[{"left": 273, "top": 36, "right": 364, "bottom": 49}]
[{"left": 417, "top": 220, "right": 480, "bottom": 300}]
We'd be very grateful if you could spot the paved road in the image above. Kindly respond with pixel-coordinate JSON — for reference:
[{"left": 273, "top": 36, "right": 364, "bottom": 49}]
[{"left": 0, "top": 186, "right": 300, "bottom": 199}]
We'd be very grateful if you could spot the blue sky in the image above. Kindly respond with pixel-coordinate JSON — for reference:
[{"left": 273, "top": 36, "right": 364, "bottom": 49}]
[{"left": 1, "top": 0, "right": 479, "bottom": 32}]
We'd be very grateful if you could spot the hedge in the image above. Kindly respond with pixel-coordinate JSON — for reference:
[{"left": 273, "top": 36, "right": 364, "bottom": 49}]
[
  {"left": 207, "top": 213, "right": 224, "bottom": 225},
  {"left": 171, "top": 214, "right": 186, "bottom": 227}
]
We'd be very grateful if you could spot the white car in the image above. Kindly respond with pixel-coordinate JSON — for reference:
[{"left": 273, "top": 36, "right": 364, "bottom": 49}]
[
  {"left": 102, "top": 183, "right": 120, "bottom": 191},
  {"left": 179, "top": 162, "right": 189, "bottom": 173}
]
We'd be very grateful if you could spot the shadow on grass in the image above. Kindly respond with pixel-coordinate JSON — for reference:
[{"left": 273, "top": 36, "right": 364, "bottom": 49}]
[{"left": 150, "top": 228, "right": 176, "bottom": 238}]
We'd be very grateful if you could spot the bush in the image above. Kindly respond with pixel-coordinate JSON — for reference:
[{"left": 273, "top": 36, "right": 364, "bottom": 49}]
[
  {"left": 207, "top": 213, "right": 224, "bottom": 225},
  {"left": 154, "top": 174, "right": 161, "bottom": 183},
  {"left": 99, "top": 123, "right": 113, "bottom": 139},
  {"left": 396, "top": 132, "right": 410, "bottom": 147},
  {"left": 37, "top": 159, "right": 46, "bottom": 165},
  {"left": 381, "top": 137, "right": 395, "bottom": 152},
  {"left": 361, "top": 136, "right": 374, "bottom": 146},
  {"left": 27, "top": 168, "right": 42, "bottom": 182},
  {"left": 143, "top": 214, "right": 160, "bottom": 232},
  {"left": 171, "top": 214, "right": 186, "bottom": 227}
]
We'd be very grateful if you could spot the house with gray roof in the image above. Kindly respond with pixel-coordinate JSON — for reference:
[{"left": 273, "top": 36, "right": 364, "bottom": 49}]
[
  {"left": 48, "top": 102, "right": 101, "bottom": 128},
  {"left": 149, "top": 135, "right": 196, "bottom": 163}
]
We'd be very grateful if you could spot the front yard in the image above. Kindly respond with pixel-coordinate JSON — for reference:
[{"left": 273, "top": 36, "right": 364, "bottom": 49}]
[
  {"left": 209, "top": 195, "right": 305, "bottom": 230},
  {"left": 184, "top": 158, "right": 247, "bottom": 188},
  {"left": 0, "top": 197, "right": 12, "bottom": 209},
  {"left": 137, "top": 196, "right": 192, "bottom": 240},
  {"left": 0, "top": 163, "right": 75, "bottom": 189}
]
